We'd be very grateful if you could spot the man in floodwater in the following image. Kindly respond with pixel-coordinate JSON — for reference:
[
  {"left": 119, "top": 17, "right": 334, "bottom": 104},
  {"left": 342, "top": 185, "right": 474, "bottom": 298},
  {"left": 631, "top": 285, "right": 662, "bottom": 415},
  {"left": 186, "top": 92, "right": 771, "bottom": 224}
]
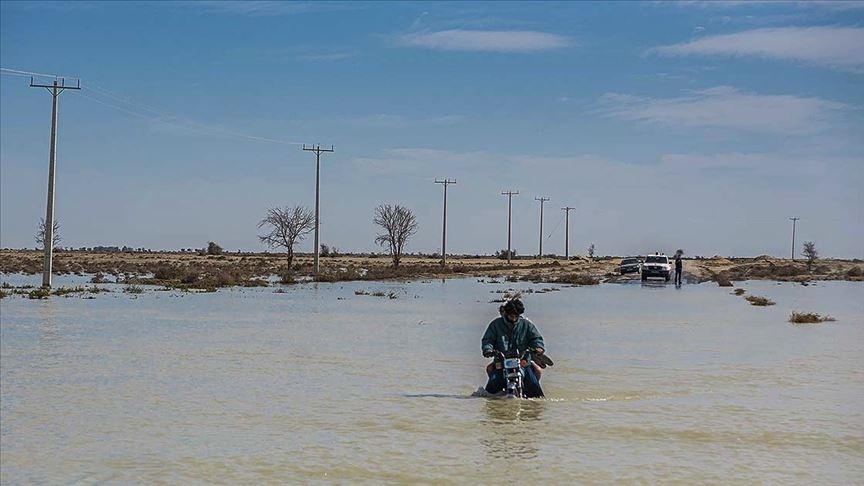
[{"left": 482, "top": 298, "right": 547, "bottom": 398}]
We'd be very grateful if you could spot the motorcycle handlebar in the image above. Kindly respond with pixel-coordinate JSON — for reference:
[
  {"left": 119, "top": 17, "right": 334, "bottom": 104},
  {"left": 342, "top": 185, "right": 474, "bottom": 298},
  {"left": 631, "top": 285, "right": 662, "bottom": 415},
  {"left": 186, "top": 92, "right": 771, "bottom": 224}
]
[{"left": 484, "top": 349, "right": 535, "bottom": 359}]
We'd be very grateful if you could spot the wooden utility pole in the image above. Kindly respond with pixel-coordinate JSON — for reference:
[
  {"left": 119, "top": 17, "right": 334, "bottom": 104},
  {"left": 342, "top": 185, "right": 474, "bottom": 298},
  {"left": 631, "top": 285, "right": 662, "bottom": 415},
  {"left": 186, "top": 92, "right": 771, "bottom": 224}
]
[
  {"left": 789, "top": 217, "right": 800, "bottom": 261},
  {"left": 562, "top": 206, "right": 575, "bottom": 260},
  {"left": 302, "top": 144, "right": 334, "bottom": 275},
  {"left": 501, "top": 191, "right": 519, "bottom": 265},
  {"left": 30, "top": 77, "right": 80, "bottom": 288},
  {"left": 435, "top": 179, "right": 456, "bottom": 266},
  {"left": 535, "top": 197, "right": 550, "bottom": 258}
]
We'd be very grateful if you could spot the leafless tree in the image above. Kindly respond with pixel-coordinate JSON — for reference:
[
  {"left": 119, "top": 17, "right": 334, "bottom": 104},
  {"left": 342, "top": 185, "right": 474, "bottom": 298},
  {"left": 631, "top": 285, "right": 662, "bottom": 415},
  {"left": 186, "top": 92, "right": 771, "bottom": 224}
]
[
  {"left": 374, "top": 204, "right": 418, "bottom": 268},
  {"left": 35, "top": 218, "right": 61, "bottom": 250},
  {"left": 258, "top": 206, "right": 315, "bottom": 267},
  {"left": 802, "top": 241, "right": 817, "bottom": 271}
]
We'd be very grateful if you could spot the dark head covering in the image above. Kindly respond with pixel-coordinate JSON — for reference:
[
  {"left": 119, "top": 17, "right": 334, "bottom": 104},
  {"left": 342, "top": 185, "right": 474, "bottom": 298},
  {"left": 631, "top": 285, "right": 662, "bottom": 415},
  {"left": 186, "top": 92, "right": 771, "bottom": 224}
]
[{"left": 503, "top": 298, "right": 525, "bottom": 316}]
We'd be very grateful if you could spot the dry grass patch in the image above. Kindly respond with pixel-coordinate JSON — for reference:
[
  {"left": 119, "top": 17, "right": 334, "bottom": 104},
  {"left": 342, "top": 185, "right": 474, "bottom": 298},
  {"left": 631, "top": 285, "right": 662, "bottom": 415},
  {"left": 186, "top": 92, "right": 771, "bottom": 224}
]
[
  {"left": 744, "top": 295, "right": 775, "bottom": 306},
  {"left": 789, "top": 312, "right": 835, "bottom": 324}
]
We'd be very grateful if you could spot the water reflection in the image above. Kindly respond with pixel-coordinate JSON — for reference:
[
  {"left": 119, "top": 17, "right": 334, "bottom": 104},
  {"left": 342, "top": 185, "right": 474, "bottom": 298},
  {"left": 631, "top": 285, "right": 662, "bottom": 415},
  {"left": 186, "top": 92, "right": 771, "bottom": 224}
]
[
  {"left": 640, "top": 279, "right": 669, "bottom": 289},
  {"left": 479, "top": 399, "right": 545, "bottom": 460},
  {"left": 37, "top": 300, "right": 60, "bottom": 344},
  {"left": 482, "top": 397, "right": 545, "bottom": 423}
]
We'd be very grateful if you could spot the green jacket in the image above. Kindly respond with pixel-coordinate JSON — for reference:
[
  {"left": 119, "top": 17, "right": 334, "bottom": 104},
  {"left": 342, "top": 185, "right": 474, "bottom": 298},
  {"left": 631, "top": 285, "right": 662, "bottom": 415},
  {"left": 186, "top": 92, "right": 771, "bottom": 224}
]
[{"left": 481, "top": 316, "right": 545, "bottom": 362}]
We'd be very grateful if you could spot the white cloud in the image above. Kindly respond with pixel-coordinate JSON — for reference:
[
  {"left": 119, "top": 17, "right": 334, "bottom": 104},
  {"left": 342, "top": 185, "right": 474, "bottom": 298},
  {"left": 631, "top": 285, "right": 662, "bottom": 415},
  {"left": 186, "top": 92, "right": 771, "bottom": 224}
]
[
  {"left": 596, "top": 86, "right": 848, "bottom": 135},
  {"left": 397, "top": 29, "right": 573, "bottom": 52},
  {"left": 648, "top": 26, "right": 864, "bottom": 72}
]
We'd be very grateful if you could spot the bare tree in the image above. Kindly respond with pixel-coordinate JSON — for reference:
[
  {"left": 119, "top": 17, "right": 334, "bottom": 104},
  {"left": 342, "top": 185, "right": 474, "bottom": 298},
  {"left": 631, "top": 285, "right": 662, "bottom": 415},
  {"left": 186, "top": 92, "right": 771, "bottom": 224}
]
[
  {"left": 587, "top": 243, "right": 595, "bottom": 259},
  {"left": 802, "top": 241, "right": 817, "bottom": 271},
  {"left": 35, "top": 218, "right": 61, "bottom": 250},
  {"left": 258, "top": 206, "right": 315, "bottom": 267},
  {"left": 374, "top": 204, "right": 418, "bottom": 268}
]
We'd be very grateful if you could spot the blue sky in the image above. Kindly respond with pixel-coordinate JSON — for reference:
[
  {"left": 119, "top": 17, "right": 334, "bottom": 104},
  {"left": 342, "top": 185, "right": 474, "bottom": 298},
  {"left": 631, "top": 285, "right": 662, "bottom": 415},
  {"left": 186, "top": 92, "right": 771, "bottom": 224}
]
[{"left": 1, "top": 1, "right": 862, "bottom": 258}]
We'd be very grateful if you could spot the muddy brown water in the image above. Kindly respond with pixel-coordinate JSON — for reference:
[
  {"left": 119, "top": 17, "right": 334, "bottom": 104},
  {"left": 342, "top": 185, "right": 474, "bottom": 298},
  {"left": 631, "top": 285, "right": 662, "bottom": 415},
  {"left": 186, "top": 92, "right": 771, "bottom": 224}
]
[{"left": 2, "top": 275, "right": 862, "bottom": 484}]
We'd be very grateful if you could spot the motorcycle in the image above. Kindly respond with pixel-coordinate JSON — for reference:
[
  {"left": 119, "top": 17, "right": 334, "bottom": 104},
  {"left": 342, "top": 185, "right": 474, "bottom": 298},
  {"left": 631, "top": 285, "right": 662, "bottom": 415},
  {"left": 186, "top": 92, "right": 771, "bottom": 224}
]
[
  {"left": 496, "top": 349, "right": 527, "bottom": 398},
  {"left": 487, "top": 349, "right": 553, "bottom": 399}
]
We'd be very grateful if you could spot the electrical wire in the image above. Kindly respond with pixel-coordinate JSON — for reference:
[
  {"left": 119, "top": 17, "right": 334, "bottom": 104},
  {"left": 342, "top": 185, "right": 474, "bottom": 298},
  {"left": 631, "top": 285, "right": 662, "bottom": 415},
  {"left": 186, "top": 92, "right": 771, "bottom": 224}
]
[
  {"left": 545, "top": 212, "right": 564, "bottom": 240},
  {"left": 0, "top": 67, "right": 68, "bottom": 78},
  {"left": 3, "top": 66, "right": 304, "bottom": 146}
]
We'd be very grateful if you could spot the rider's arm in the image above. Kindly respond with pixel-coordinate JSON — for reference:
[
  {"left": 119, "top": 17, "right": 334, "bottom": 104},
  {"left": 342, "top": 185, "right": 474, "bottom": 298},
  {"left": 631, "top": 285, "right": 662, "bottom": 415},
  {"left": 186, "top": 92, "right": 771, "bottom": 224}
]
[
  {"left": 524, "top": 319, "right": 545, "bottom": 353},
  {"left": 481, "top": 321, "right": 497, "bottom": 356}
]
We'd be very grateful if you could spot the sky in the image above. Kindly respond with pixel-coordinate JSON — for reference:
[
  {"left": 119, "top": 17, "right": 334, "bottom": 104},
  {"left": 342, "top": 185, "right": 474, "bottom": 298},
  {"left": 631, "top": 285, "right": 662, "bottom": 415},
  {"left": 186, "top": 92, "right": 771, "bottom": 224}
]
[{"left": 1, "top": 1, "right": 862, "bottom": 259}]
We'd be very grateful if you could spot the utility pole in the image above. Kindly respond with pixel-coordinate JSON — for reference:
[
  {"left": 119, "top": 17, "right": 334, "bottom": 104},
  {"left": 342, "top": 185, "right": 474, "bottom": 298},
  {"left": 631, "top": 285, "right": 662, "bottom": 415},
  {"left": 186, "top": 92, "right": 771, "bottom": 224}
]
[
  {"left": 30, "top": 77, "right": 80, "bottom": 288},
  {"left": 535, "top": 197, "right": 550, "bottom": 258},
  {"left": 562, "top": 206, "right": 575, "bottom": 260},
  {"left": 435, "top": 178, "right": 456, "bottom": 267},
  {"left": 789, "top": 217, "right": 800, "bottom": 261},
  {"left": 501, "top": 191, "right": 519, "bottom": 265},
  {"left": 302, "top": 144, "right": 334, "bottom": 275}
]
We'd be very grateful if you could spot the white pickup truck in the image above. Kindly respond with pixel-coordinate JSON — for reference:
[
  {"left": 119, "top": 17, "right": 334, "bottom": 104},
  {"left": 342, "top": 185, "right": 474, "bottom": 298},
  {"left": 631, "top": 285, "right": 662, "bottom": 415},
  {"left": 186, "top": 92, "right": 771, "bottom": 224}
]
[{"left": 641, "top": 254, "right": 671, "bottom": 281}]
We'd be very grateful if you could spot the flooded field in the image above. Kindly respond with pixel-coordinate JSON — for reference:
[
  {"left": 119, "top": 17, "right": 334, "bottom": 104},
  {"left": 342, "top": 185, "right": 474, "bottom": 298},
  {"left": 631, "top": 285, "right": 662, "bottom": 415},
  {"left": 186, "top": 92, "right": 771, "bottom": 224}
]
[{"left": 2, "top": 276, "right": 862, "bottom": 484}]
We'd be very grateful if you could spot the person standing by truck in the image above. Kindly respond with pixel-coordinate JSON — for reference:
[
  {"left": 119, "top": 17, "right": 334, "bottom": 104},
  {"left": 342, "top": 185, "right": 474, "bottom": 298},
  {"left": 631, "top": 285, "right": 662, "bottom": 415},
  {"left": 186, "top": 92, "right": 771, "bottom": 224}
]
[{"left": 674, "top": 249, "right": 683, "bottom": 286}]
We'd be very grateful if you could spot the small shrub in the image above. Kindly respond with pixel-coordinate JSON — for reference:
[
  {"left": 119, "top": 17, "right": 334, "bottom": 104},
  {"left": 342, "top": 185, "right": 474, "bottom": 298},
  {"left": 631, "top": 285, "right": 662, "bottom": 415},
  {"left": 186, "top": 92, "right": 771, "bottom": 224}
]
[
  {"left": 207, "top": 242, "right": 223, "bottom": 255},
  {"left": 28, "top": 287, "right": 50, "bottom": 299},
  {"left": 180, "top": 271, "right": 199, "bottom": 284},
  {"left": 494, "top": 249, "right": 516, "bottom": 260},
  {"left": 847, "top": 266, "right": 863, "bottom": 278},
  {"left": 0, "top": 289, "right": 7, "bottom": 299},
  {"left": 733, "top": 288, "right": 746, "bottom": 296},
  {"left": 774, "top": 265, "right": 802, "bottom": 277},
  {"left": 52, "top": 286, "right": 86, "bottom": 296},
  {"left": 279, "top": 271, "right": 295, "bottom": 284},
  {"left": 789, "top": 312, "right": 835, "bottom": 324},
  {"left": 124, "top": 284, "right": 144, "bottom": 294},
  {"left": 154, "top": 265, "right": 184, "bottom": 280},
  {"left": 745, "top": 295, "right": 775, "bottom": 306}
]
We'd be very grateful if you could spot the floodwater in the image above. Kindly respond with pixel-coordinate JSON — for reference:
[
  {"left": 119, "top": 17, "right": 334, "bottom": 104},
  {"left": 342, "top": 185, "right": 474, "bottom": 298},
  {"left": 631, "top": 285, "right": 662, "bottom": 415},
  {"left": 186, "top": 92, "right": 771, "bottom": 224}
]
[{"left": 1, "top": 275, "right": 862, "bottom": 484}]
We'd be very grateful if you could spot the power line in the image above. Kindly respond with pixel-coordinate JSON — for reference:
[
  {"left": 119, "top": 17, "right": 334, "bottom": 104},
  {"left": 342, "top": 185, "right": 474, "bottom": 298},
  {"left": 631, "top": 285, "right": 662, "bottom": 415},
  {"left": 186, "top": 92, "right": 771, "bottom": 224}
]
[
  {"left": 562, "top": 207, "right": 575, "bottom": 260},
  {"left": 29, "top": 77, "right": 80, "bottom": 288},
  {"left": 4, "top": 68, "right": 302, "bottom": 146},
  {"left": 82, "top": 84, "right": 302, "bottom": 145},
  {"left": 1, "top": 67, "right": 70, "bottom": 78},
  {"left": 545, "top": 212, "right": 564, "bottom": 239},
  {"left": 789, "top": 217, "right": 800, "bottom": 261},
  {"left": 535, "top": 196, "right": 550, "bottom": 258},
  {"left": 501, "top": 190, "right": 518, "bottom": 265},
  {"left": 435, "top": 178, "right": 456, "bottom": 267},
  {"left": 303, "top": 144, "right": 334, "bottom": 275}
]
